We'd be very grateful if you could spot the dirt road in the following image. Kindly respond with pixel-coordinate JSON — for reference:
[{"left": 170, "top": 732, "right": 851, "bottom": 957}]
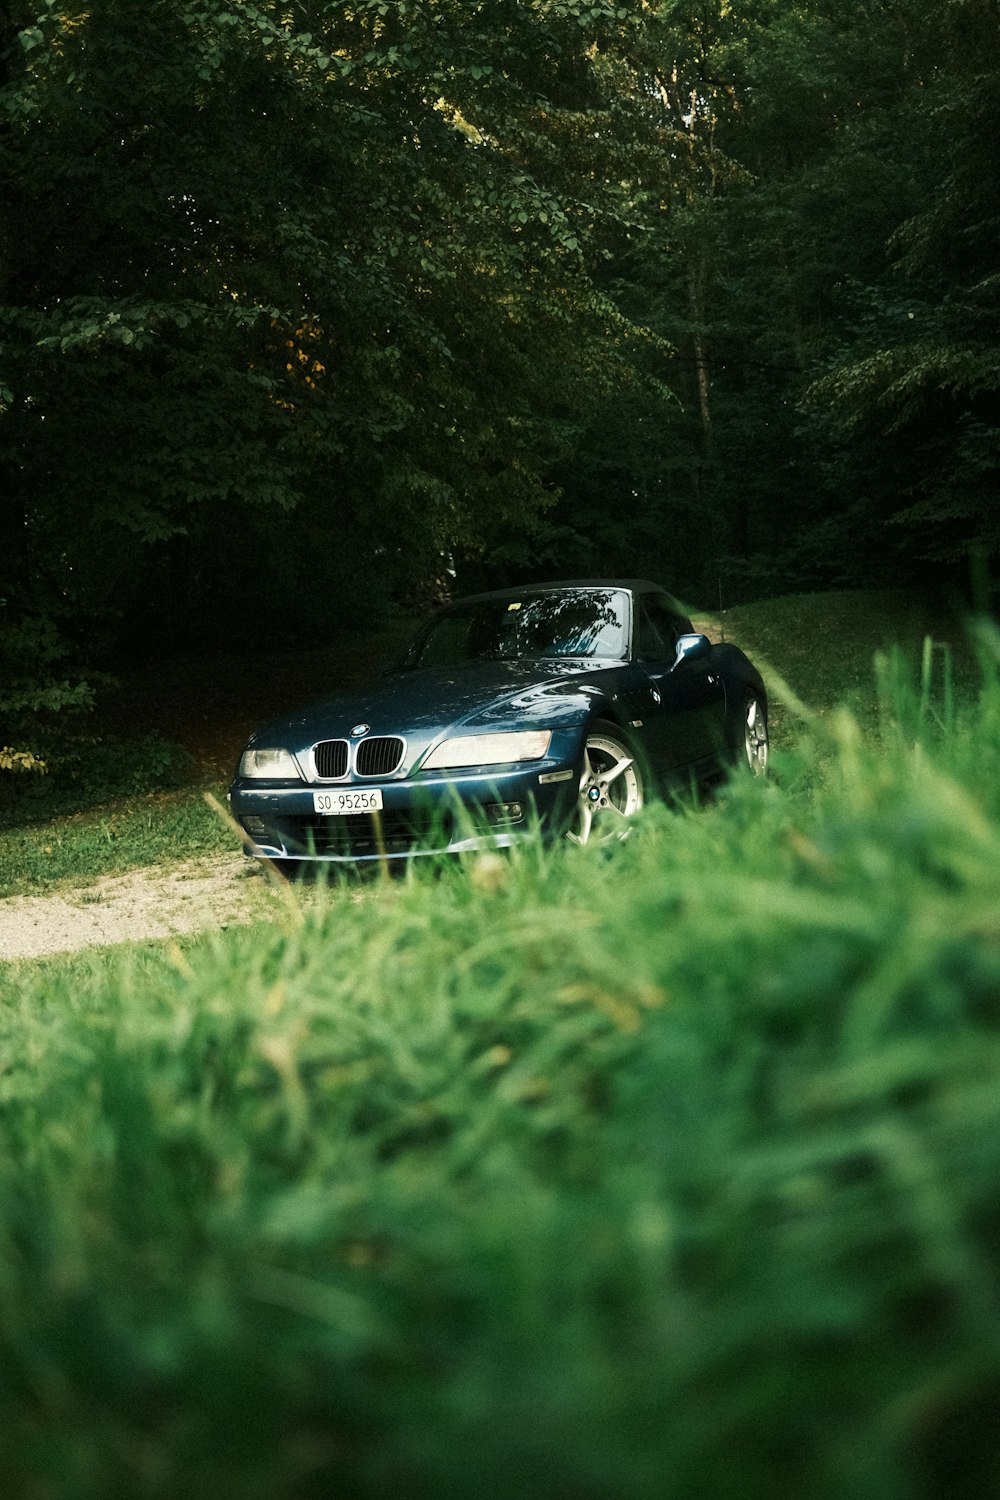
[{"left": 0, "top": 854, "right": 277, "bottom": 961}]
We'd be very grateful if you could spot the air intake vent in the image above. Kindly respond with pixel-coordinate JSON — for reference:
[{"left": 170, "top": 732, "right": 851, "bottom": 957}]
[
  {"left": 313, "top": 739, "right": 349, "bottom": 779},
  {"left": 355, "top": 736, "right": 405, "bottom": 777}
]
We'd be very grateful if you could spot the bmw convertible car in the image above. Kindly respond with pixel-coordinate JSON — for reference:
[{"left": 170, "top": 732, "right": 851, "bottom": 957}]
[{"left": 229, "top": 580, "right": 768, "bottom": 869}]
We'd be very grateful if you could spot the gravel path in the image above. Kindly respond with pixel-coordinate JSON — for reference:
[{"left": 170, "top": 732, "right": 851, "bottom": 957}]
[{"left": 0, "top": 854, "right": 276, "bottom": 961}]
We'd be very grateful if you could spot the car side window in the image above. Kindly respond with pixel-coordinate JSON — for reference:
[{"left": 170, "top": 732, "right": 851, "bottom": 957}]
[
  {"left": 638, "top": 597, "right": 686, "bottom": 661},
  {"left": 636, "top": 604, "right": 663, "bottom": 661}
]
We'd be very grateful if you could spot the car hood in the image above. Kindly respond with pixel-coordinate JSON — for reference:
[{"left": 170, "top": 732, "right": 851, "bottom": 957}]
[{"left": 245, "top": 659, "right": 619, "bottom": 759}]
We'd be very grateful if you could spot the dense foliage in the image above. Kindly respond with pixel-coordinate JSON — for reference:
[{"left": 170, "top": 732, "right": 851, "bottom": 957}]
[
  {"left": 522, "top": 0, "right": 1000, "bottom": 602},
  {"left": 1, "top": 0, "right": 648, "bottom": 754},
  {"left": 2, "top": 1, "right": 998, "bottom": 754},
  {"left": 2, "top": 640, "right": 1000, "bottom": 1497}
]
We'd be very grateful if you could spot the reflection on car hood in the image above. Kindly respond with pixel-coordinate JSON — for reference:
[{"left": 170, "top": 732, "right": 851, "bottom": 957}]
[{"left": 248, "top": 658, "right": 619, "bottom": 751}]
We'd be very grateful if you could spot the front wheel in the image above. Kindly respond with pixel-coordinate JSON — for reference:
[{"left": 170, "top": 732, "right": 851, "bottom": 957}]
[
  {"left": 742, "top": 692, "right": 769, "bottom": 776},
  {"left": 566, "top": 726, "right": 644, "bottom": 846}
]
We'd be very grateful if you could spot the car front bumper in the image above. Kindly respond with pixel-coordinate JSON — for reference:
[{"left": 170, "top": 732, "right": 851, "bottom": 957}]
[{"left": 228, "top": 734, "right": 585, "bottom": 866}]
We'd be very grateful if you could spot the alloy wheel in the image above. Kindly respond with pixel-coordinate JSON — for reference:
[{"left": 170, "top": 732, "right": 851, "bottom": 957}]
[
  {"left": 566, "top": 729, "right": 643, "bottom": 846},
  {"left": 744, "top": 695, "right": 769, "bottom": 776}
]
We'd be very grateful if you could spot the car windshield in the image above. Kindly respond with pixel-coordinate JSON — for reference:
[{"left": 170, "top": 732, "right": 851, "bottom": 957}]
[{"left": 406, "top": 588, "right": 630, "bottom": 669}]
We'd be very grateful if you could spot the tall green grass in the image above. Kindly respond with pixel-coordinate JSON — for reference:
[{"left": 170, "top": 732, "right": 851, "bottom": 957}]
[
  {"left": 1, "top": 632, "right": 999, "bottom": 1498},
  {"left": 0, "top": 789, "right": 233, "bottom": 898}
]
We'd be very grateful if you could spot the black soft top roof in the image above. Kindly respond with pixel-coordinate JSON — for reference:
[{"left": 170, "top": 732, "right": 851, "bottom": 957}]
[{"left": 451, "top": 579, "right": 672, "bottom": 605}]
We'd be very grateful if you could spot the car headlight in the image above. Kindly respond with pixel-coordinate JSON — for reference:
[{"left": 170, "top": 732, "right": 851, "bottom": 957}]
[
  {"left": 239, "top": 747, "right": 301, "bottom": 780},
  {"left": 423, "top": 730, "right": 552, "bottom": 770}
]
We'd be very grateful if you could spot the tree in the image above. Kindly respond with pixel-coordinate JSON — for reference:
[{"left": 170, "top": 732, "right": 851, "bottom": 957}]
[
  {"left": 0, "top": 0, "right": 670, "bottom": 755},
  {"left": 806, "top": 0, "right": 1000, "bottom": 582},
  {"left": 544, "top": 0, "right": 996, "bottom": 603}
]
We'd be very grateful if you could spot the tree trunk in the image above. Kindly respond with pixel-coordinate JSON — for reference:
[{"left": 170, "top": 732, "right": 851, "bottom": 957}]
[{"left": 687, "top": 253, "right": 713, "bottom": 464}]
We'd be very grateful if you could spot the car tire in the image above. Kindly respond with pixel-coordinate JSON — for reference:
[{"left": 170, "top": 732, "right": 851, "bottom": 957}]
[
  {"left": 566, "top": 723, "right": 644, "bottom": 846},
  {"left": 742, "top": 691, "right": 769, "bottom": 776}
]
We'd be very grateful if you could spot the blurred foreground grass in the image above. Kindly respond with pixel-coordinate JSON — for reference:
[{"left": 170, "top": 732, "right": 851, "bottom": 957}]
[{"left": 1, "top": 627, "right": 999, "bottom": 1498}]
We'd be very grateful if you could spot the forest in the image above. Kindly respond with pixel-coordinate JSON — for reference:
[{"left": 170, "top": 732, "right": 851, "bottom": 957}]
[{"left": 2, "top": 0, "right": 998, "bottom": 758}]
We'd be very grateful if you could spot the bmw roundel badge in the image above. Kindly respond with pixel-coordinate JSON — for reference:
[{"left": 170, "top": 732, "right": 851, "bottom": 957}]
[{"left": 351, "top": 723, "right": 371, "bottom": 737}]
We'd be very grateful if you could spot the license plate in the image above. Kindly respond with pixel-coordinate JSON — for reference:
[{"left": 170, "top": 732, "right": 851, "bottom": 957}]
[{"left": 313, "top": 788, "right": 384, "bottom": 816}]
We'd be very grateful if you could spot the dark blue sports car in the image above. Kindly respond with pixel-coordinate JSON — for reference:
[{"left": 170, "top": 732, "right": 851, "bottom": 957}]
[{"left": 229, "top": 580, "right": 768, "bottom": 869}]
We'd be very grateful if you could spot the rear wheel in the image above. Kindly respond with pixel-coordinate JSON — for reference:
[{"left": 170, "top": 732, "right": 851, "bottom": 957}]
[
  {"left": 566, "top": 726, "right": 644, "bottom": 846},
  {"left": 743, "top": 693, "right": 769, "bottom": 776}
]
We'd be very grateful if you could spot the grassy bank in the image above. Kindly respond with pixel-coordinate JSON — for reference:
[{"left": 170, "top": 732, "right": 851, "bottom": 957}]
[
  {"left": 1, "top": 628, "right": 998, "bottom": 1497},
  {"left": 0, "top": 788, "right": 233, "bottom": 899}
]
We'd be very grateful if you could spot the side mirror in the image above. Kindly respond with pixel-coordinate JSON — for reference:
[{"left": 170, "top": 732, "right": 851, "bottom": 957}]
[{"left": 671, "top": 633, "right": 711, "bottom": 670}]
